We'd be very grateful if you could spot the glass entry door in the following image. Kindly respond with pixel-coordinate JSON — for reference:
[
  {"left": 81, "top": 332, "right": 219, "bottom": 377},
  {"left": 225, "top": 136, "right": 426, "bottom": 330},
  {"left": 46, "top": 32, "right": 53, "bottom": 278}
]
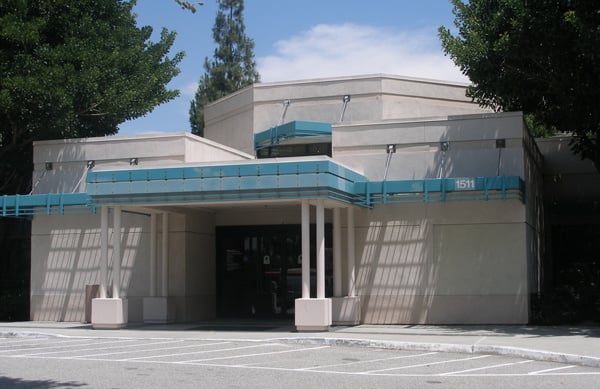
[{"left": 216, "top": 224, "right": 331, "bottom": 318}]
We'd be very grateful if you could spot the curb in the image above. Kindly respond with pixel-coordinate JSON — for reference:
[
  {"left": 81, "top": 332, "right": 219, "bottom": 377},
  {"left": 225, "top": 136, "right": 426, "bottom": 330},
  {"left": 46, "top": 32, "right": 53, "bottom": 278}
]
[
  {"left": 273, "top": 337, "right": 600, "bottom": 368},
  {"left": 3, "top": 329, "right": 600, "bottom": 369}
]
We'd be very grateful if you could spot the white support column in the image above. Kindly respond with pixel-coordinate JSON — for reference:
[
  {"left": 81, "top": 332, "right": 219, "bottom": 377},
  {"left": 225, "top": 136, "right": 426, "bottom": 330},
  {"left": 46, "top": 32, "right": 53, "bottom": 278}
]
[
  {"left": 112, "top": 206, "right": 122, "bottom": 299},
  {"left": 347, "top": 206, "right": 356, "bottom": 297},
  {"left": 295, "top": 199, "right": 331, "bottom": 331},
  {"left": 301, "top": 200, "right": 310, "bottom": 299},
  {"left": 161, "top": 212, "right": 169, "bottom": 297},
  {"left": 331, "top": 205, "right": 360, "bottom": 325},
  {"left": 92, "top": 205, "right": 128, "bottom": 329},
  {"left": 316, "top": 199, "right": 325, "bottom": 299},
  {"left": 99, "top": 206, "right": 108, "bottom": 298},
  {"left": 143, "top": 211, "right": 174, "bottom": 324},
  {"left": 333, "top": 208, "right": 342, "bottom": 297},
  {"left": 149, "top": 213, "right": 157, "bottom": 297}
]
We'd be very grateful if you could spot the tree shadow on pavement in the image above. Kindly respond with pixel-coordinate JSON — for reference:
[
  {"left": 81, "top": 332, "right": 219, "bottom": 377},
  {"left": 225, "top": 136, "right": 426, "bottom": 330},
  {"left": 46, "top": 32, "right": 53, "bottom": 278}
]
[{"left": 0, "top": 377, "right": 86, "bottom": 389}]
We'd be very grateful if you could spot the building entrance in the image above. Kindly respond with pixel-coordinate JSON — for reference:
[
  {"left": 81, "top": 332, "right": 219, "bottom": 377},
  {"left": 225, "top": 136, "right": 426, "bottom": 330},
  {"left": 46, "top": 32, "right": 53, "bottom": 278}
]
[{"left": 216, "top": 224, "right": 332, "bottom": 318}]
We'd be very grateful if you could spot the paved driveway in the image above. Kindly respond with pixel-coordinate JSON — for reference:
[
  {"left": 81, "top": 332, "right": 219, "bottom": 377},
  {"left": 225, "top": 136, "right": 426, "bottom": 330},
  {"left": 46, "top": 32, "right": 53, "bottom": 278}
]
[{"left": 1, "top": 334, "right": 599, "bottom": 388}]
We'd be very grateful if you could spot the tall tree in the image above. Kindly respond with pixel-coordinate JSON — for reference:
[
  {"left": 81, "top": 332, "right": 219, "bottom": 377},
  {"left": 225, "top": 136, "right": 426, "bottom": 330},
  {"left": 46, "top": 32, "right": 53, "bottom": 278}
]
[
  {"left": 0, "top": 0, "right": 183, "bottom": 321},
  {"left": 439, "top": 0, "right": 600, "bottom": 172},
  {"left": 0, "top": 0, "right": 184, "bottom": 195},
  {"left": 189, "top": 0, "right": 259, "bottom": 137}
]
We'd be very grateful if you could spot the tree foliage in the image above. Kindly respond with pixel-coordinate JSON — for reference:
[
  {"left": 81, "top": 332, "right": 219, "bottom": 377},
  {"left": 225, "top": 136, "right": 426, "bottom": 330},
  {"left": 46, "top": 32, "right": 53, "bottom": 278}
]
[
  {"left": 439, "top": 0, "right": 600, "bottom": 171},
  {"left": 189, "top": 0, "right": 259, "bottom": 137},
  {"left": 0, "top": 0, "right": 184, "bottom": 194}
]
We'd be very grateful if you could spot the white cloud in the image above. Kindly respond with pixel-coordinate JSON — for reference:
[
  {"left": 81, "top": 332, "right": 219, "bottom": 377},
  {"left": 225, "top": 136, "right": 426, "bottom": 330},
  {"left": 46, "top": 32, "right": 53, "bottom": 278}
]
[
  {"left": 181, "top": 81, "right": 199, "bottom": 98},
  {"left": 257, "top": 23, "right": 468, "bottom": 83}
]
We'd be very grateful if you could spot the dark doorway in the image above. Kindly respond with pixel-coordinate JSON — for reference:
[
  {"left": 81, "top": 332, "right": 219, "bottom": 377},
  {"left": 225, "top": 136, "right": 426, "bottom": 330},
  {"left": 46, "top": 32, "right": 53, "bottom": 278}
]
[{"left": 216, "top": 224, "right": 332, "bottom": 319}]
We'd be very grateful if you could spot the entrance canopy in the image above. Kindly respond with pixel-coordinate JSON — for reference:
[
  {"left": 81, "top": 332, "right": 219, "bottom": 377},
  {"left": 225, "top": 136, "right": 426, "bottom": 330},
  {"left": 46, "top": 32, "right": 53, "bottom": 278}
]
[{"left": 1, "top": 156, "right": 526, "bottom": 217}]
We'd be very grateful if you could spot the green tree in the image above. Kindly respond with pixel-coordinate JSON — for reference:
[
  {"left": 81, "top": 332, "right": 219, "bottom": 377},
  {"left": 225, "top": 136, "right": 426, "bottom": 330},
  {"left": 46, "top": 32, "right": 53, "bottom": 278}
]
[
  {"left": 0, "top": 0, "right": 184, "bottom": 195},
  {"left": 189, "top": 0, "right": 259, "bottom": 137},
  {"left": 0, "top": 0, "right": 183, "bottom": 321},
  {"left": 439, "top": 0, "right": 600, "bottom": 172}
]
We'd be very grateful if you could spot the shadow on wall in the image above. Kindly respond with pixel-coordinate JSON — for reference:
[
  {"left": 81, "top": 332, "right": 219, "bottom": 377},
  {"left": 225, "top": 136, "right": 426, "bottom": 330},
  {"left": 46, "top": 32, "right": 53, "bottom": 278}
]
[
  {"left": 355, "top": 210, "right": 529, "bottom": 325},
  {"left": 423, "top": 116, "right": 521, "bottom": 180},
  {"left": 32, "top": 213, "right": 147, "bottom": 322},
  {"left": 32, "top": 141, "right": 94, "bottom": 194},
  {"left": 356, "top": 218, "right": 437, "bottom": 324}
]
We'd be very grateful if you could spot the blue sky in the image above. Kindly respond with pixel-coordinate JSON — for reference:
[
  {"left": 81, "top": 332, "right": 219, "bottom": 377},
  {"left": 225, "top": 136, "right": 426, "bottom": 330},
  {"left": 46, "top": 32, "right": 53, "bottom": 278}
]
[{"left": 119, "top": 0, "right": 467, "bottom": 135}]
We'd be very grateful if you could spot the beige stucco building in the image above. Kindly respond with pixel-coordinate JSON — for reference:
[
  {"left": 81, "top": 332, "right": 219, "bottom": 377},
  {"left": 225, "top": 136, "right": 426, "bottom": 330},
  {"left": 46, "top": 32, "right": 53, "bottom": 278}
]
[{"left": 4, "top": 74, "right": 594, "bottom": 329}]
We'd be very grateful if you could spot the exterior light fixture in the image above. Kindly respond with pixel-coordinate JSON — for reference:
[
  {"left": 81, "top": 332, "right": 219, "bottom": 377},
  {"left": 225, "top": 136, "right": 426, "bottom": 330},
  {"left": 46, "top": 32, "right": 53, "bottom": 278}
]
[
  {"left": 440, "top": 141, "right": 450, "bottom": 152},
  {"left": 129, "top": 158, "right": 138, "bottom": 166},
  {"left": 386, "top": 144, "right": 396, "bottom": 153},
  {"left": 86, "top": 160, "right": 95, "bottom": 169},
  {"left": 45, "top": 162, "right": 53, "bottom": 171},
  {"left": 496, "top": 139, "right": 506, "bottom": 148},
  {"left": 343, "top": 95, "right": 351, "bottom": 103}
]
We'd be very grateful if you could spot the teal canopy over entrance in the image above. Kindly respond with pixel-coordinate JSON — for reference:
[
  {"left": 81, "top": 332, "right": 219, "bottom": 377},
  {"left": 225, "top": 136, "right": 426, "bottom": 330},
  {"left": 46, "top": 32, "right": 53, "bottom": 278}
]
[{"left": 1, "top": 157, "right": 525, "bottom": 217}]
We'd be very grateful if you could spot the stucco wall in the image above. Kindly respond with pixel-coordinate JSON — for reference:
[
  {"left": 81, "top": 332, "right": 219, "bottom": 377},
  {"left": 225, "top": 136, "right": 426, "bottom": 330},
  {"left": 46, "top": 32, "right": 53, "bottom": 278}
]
[
  {"left": 30, "top": 209, "right": 218, "bottom": 323},
  {"left": 350, "top": 202, "right": 528, "bottom": 324},
  {"left": 32, "top": 133, "right": 252, "bottom": 194},
  {"left": 333, "top": 112, "right": 526, "bottom": 180},
  {"left": 30, "top": 212, "right": 150, "bottom": 322},
  {"left": 204, "top": 75, "right": 490, "bottom": 156}
]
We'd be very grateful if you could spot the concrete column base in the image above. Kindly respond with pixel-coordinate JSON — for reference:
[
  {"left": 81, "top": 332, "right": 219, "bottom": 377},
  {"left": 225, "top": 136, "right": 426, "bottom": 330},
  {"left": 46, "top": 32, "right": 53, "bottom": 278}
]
[
  {"left": 295, "top": 298, "right": 332, "bottom": 331},
  {"left": 332, "top": 296, "right": 361, "bottom": 325},
  {"left": 143, "top": 297, "right": 176, "bottom": 324},
  {"left": 91, "top": 298, "right": 128, "bottom": 329}
]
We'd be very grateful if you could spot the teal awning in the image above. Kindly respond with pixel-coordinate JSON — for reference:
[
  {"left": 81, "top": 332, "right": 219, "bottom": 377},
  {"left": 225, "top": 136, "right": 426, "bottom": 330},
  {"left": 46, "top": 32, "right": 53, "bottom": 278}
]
[
  {"left": 0, "top": 158, "right": 525, "bottom": 218},
  {"left": 254, "top": 121, "right": 332, "bottom": 150}
]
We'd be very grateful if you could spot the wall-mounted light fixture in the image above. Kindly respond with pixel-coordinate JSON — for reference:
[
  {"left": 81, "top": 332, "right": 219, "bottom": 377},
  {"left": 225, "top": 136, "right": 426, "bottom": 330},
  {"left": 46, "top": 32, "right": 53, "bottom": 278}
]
[
  {"left": 496, "top": 139, "right": 506, "bottom": 148},
  {"left": 129, "top": 158, "right": 138, "bottom": 166},
  {"left": 440, "top": 141, "right": 450, "bottom": 152},
  {"left": 386, "top": 144, "right": 396, "bottom": 154},
  {"left": 45, "top": 162, "right": 53, "bottom": 171},
  {"left": 86, "top": 160, "right": 95, "bottom": 169}
]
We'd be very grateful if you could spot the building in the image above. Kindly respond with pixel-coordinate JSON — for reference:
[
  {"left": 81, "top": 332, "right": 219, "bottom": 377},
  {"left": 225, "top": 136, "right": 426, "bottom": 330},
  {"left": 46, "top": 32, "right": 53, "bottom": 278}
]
[{"left": 2, "top": 74, "right": 597, "bottom": 329}]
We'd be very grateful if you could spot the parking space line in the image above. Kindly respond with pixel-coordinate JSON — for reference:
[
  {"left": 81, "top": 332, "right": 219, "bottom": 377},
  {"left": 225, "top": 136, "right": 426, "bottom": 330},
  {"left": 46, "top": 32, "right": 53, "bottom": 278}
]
[
  {"left": 360, "top": 354, "right": 492, "bottom": 374},
  {"left": 119, "top": 343, "right": 277, "bottom": 361},
  {"left": 179, "top": 345, "right": 330, "bottom": 364},
  {"left": 439, "top": 359, "right": 534, "bottom": 375},
  {"left": 0, "top": 338, "right": 51, "bottom": 347},
  {"left": 74, "top": 341, "right": 231, "bottom": 359},
  {"left": 0, "top": 338, "right": 135, "bottom": 354},
  {"left": 297, "top": 351, "right": 439, "bottom": 371},
  {"left": 528, "top": 365, "right": 575, "bottom": 375},
  {"left": 49, "top": 339, "right": 185, "bottom": 358}
]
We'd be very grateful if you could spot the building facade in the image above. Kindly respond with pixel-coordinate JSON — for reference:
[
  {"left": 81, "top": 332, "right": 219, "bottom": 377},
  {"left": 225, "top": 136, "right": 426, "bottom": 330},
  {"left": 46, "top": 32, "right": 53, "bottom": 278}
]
[{"left": 2, "top": 74, "right": 564, "bottom": 329}]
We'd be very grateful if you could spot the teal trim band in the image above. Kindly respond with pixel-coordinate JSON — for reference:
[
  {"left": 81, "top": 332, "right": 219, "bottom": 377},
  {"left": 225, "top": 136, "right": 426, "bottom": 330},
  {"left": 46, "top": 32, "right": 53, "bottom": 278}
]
[
  {"left": 355, "top": 176, "right": 525, "bottom": 207},
  {"left": 254, "top": 121, "right": 332, "bottom": 150},
  {"left": 0, "top": 193, "right": 92, "bottom": 218}
]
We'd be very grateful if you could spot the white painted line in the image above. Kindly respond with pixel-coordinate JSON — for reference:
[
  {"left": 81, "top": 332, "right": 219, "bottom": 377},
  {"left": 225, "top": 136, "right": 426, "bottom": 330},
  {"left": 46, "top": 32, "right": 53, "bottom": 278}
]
[
  {"left": 528, "top": 365, "right": 576, "bottom": 375},
  {"left": 75, "top": 341, "right": 231, "bottom": 359},
  {"left": 52, "top": 339, "right": 185, "bottom": 358},
  {"left": 297, "top": 351, "right": 439, "bottom": 371},
  {"left": 440, "top": 359, "right": 534, "bottom": 375},
  {"left": 360, "top": 354, "right": 492, "bottom": 374},
  {"left": 179, "top": 345, "right": 330, "bottom": 364},
  {"left": 0, "top": 338, "right": 134, "bottom": 354},
  {"left": 119, "top": 343, "right": 279, "bottom": 361},
  {"left": 0, "top": 338, "right": 50, "bottom": 347}
]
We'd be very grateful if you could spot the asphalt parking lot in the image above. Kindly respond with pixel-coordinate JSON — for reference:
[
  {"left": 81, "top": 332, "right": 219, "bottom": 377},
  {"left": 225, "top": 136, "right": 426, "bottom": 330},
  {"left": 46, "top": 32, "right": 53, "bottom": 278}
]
[{"left": 1, "top": 334, "right": 599, "bottom": 388}]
